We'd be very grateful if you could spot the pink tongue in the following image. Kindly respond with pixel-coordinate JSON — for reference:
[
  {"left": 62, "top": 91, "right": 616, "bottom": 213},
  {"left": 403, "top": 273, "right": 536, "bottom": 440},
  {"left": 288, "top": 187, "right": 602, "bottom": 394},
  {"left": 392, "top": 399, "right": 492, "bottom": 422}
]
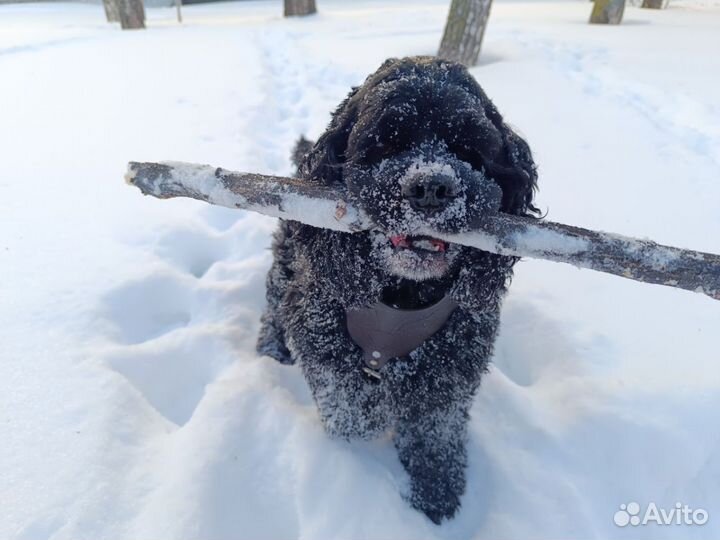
[
  {"left": 390, "top": 235, "right": 447, "bottom": 252},
  {"left": 430, "top": 238, "right": 447, "bottom": 252},
  {"left": 390, "top": 235, "right": 409, "bottom": 248}
]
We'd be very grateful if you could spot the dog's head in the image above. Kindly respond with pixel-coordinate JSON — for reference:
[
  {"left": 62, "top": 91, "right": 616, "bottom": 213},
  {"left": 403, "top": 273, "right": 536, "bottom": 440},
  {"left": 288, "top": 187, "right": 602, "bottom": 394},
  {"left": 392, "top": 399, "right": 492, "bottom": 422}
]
[{"left": 300, "top": 56, "right": 538, "bottom": 285}]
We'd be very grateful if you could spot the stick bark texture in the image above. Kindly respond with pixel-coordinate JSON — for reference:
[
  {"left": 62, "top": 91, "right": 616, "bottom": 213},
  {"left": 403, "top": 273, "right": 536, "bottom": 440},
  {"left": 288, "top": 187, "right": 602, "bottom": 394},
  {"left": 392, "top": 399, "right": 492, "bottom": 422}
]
[{"left": 126, "top": 161, "right": 720, "bottom": 301}]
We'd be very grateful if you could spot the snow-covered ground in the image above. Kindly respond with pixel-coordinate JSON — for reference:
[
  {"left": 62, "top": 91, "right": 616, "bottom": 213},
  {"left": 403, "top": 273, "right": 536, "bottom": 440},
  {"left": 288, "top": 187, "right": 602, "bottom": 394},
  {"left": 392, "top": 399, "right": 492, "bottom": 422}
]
[{"left": 2, "top": 0, "right": 720, "bottom": 538}]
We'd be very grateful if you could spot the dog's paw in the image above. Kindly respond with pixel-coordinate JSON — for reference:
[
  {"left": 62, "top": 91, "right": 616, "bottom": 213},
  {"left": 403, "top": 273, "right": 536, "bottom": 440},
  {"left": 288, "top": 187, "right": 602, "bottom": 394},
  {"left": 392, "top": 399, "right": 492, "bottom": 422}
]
[
  {"left": 407, "top": 480, "right": 462, "bottom": 525},
  {"left": 256, "top": 339, "right": 294, "bottom": 365},
  {"left": 256, "top": 317, "right": 295, "bottom": 364}
]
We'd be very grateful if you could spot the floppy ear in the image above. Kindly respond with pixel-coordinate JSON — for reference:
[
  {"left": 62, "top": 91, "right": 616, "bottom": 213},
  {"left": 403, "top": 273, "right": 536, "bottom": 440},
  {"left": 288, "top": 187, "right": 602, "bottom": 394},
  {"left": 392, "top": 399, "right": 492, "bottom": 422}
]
[
  {"left": 299, "top": 57, "right": 404, "bottom": 184},
  {"left": 299, "top": 86, "right": 361, "bottom": 185},
  {"left": 481, "top": 101, "right": 540, "bottom": 217}
]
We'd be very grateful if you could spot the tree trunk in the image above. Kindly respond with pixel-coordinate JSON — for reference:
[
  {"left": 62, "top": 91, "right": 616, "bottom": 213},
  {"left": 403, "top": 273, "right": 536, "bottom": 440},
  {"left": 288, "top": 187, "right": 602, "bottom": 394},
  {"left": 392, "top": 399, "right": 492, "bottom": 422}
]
[
  {"left": 438, "top": 0, "right": 493, "bottom": 67},
  {"left": 641, "top": 0, "right": 666, "bottom": 8},
  {"left": 175, "top": 0, "right": 182, "bottom": 23},
  {"left": 589, "top": 0, "right": 625, "bottom": 24},
  {"left": 118, "top": 0, "right": 145, "bottom": 30},
  {"left": 103, "top": 0, "right": 120, "bottom": 23},
  {"left": 125, "top": 160, "right": 720, "bottom": 302},
  {"left": 284, "top": 0, "right": 316, "bottom": 17}
]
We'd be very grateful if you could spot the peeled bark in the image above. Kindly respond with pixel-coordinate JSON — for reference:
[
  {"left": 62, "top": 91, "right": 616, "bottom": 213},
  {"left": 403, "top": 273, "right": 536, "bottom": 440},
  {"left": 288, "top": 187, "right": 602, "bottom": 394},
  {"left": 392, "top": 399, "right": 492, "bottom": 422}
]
[
  {"left": 438, "top": 0, "right": 493, "bottom": 67},
  {"left": 284, "top": 0, "right": 316, "bottom": 17},
  {"left": 125, "top": 161, "right": 720, "bottom": 302},
  {"left": 103, "top": 0, "right": 120, "bottom": 23},
  {"left": 590, "top": 0, "right": 625, "bottom": 24},
  {"left": 118, "top": 0, "right": 145, "bottom": 30}
]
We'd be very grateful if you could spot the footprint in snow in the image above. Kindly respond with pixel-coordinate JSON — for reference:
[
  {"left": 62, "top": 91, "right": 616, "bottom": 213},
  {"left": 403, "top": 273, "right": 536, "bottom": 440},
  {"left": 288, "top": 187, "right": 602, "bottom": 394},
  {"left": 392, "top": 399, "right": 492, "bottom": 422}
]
[
  {"left": 104, "top": 330, "right": 237, "bottom": 426},
  {"left": 96, "top": 256, "right": 272, "bottom": 425},
  {"left": 99, "top": 271, "right": 194, "bottom": 346},
  {"left": 154, "top": 226, "right": 230, "bottom": 278}
]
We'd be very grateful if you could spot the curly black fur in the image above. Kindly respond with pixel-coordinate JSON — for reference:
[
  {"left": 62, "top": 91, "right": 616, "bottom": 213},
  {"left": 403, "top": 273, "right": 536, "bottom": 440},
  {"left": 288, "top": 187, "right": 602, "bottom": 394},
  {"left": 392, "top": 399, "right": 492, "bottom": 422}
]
[{"left": 257, "top": 56, "right": 538, "bottom": 524}]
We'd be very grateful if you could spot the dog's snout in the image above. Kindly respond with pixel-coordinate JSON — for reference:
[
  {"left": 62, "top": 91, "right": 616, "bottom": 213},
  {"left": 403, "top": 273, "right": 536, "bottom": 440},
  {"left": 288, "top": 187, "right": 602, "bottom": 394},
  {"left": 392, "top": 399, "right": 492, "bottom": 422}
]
[{"left": 402, "top": 175, "right": 457, "bottom": 212}]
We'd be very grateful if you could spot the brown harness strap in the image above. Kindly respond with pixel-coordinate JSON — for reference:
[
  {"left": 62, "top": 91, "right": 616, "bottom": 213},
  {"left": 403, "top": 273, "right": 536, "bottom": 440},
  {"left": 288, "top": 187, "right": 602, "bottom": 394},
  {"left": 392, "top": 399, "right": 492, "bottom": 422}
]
[{"left": 346, "top": 295, "right": 458, "bottom": 378}]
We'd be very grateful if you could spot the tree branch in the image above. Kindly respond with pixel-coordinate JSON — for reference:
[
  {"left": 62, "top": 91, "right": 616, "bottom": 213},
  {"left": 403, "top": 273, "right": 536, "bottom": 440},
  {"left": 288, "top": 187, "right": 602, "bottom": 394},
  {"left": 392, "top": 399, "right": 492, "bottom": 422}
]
[{"left": 126, "top": 160, "right": 720, "bottom": 301}]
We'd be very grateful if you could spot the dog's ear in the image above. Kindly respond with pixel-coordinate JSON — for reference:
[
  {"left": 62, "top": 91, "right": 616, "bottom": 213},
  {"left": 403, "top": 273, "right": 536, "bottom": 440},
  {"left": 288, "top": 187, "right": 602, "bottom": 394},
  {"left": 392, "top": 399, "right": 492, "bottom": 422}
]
[
  {"left": 447, "top": 65, "right": 539, "bottom": 217},
  {"left": 299, "top": 87, "right": 362, "bottom": 185},
  {"left": 299, "top": 57, "right": 403, "bottom": 184},
  {"left": 480, "top": 101, "right": 540, "bottom": 217}
]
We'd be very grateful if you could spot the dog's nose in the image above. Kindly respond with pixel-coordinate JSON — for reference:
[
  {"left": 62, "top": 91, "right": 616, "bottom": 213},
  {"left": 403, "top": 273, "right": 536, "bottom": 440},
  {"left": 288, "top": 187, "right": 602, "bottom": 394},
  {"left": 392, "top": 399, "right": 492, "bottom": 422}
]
[{"left": 401, "top": 175, "right": 458, "bottom": 212}]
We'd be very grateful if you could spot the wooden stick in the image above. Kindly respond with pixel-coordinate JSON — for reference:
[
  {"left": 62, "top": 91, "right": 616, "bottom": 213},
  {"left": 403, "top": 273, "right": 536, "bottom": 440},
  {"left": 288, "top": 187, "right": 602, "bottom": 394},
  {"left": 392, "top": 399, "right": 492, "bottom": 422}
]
[{"left": 126, "top": 161, "right": 720, "bottom": 301}]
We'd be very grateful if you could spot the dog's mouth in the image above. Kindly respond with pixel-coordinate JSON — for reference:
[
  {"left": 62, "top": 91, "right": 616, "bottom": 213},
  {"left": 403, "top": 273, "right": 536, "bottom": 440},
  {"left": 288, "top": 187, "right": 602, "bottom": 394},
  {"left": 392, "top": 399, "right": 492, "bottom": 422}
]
[
  {"left": 381, "top": 233, "right": 454, "bottom": 280},
  {"left": 389, "top": 234, "right": 448, "bottom": 253},
  {"left": 372, "top": 229, "right": 455, "bottom": 280}
]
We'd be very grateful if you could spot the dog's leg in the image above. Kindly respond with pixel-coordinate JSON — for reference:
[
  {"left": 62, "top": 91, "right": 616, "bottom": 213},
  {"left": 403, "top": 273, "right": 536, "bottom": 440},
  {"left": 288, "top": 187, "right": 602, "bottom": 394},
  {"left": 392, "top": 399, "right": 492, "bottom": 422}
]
[
  {"left": 300, "top": 349, "right": 392, "bottom": 440},
  {"left": 257, "top": 307, "right": 292, "bottom": 364},
  {"left": 257, "top": 223, "right": 294, "bottom": 364},
  {"left": 283, "top": 284, "right": 392, "bottom": 439},
  {"left": 393, "top": 399, "right": 471, "bottom": 524},
  {"left": 388, "top": 311, "right": 491, "bottom": 524}
]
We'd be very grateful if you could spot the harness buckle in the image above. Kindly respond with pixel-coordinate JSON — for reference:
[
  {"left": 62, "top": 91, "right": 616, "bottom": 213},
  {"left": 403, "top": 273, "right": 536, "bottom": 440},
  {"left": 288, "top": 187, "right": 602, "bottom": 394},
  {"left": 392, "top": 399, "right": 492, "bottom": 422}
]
[{"left": 362, "top": 366, "right": 382, "bottom": 380}]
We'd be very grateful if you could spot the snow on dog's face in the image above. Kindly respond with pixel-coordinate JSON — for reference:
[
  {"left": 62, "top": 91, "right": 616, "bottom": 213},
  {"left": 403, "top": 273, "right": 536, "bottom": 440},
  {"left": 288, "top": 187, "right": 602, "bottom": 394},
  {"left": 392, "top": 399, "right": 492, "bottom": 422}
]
[
  {"left": 299, "top": 56, "right": 538, "bottom": 284},
  {"left": 345, "top": 142, "right": 501, "bottom": 280}
]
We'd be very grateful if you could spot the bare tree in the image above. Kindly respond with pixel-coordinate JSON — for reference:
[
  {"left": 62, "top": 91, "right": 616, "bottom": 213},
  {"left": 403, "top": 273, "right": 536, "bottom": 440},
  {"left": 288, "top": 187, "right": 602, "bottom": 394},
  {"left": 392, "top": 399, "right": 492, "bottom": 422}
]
[
  {"left": 117, "top": 0, "right": 145, "bottom": 29},
  {"left": 438, "top": 0, "right": 493, "bottom": 67},
  {"left": 103, "top": 0, "right": 120, "bottom": 22},
  {"left": 589, "top": 0, "right": 625, "bottom": 24},
  {"left": 284, "top": 0, "right": 316, "bottom": 16},
  {"left": 641, "top": 0, "right": 667, "bottom": 8}
]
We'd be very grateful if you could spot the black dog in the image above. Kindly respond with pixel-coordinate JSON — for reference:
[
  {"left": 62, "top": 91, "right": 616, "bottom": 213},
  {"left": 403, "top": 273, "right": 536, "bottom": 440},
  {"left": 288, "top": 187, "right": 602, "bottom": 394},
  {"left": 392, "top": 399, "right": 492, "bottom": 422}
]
[{"left": 257, "top": 56, "right": 538, "bottom": 524}]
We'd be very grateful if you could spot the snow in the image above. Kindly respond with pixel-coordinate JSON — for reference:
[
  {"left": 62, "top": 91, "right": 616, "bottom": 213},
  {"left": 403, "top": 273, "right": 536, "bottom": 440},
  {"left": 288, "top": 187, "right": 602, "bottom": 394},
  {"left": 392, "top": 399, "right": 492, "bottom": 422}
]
[
  {"left": 2, "top": 1, "right": 720, "bottom": 538},
  {"left": 402, "top": 156, "right": 460, "bottom": 182},
  {"left": 513, "top": 226, "right": 590, "bottom": 254}
]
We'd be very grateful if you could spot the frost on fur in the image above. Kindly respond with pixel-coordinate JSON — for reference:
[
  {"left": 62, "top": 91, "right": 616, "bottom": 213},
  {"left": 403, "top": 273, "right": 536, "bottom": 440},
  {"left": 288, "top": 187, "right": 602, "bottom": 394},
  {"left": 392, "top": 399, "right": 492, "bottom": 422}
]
[{"left": 257, "top": 56, "right": 538, "bottom": 524}]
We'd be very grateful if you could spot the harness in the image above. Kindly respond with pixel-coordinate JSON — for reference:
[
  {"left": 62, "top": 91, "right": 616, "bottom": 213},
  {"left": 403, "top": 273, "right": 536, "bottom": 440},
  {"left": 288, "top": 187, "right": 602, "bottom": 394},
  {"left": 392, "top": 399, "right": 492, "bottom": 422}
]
[{"left": 346, "top": 295, "right": 458, "bottom": 379}]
